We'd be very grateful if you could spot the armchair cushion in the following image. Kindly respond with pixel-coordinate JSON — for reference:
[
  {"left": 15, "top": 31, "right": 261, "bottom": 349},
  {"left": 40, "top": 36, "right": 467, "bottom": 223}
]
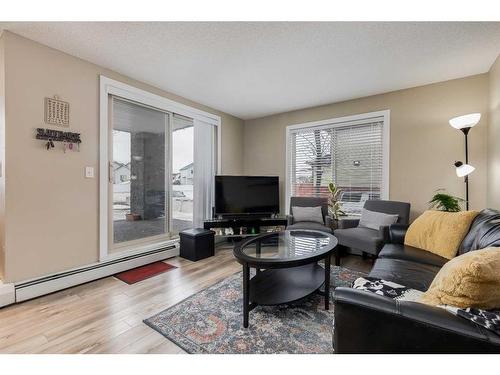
[
  {"left": 291, "top": 206, "right": 324, "bottom": 224},
  {"left": 289, "top": 196, "right": 328, "bottom": 219},
  {"left": 359, "top": 208, "right": 398, "bottom": 230},
  {"left": 333, "top": 227, "right": 384, "bottom": 255},
  {"left": 364, "top": 200, "right": 411, "bottom": 225}
]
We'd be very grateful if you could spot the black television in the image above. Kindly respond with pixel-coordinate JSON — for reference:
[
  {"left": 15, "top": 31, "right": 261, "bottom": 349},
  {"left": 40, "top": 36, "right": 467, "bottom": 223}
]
[{"left": 214, "top": 176, "right": 279, "bottom": 216}]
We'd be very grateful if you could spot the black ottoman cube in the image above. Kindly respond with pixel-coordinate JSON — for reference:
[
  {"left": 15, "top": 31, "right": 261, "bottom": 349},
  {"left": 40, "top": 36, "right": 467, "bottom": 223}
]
[{"left": 179, "top": 228, "right": 215, "bottom": 261}]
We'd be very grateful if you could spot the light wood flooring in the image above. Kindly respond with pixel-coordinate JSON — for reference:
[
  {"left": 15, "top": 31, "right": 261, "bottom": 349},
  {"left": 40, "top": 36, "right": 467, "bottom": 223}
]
[{"left": 0, "top": 245, "right": 372, "bottom": 354}]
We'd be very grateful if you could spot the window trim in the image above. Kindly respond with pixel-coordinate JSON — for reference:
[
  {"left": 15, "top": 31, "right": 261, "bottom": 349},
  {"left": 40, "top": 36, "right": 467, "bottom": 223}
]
[
  {"left": 285, "top": 110, "right": 390, "bottom": 214},
  {"left": 99, "top": 76, "right": 221, "bottom": 261}
]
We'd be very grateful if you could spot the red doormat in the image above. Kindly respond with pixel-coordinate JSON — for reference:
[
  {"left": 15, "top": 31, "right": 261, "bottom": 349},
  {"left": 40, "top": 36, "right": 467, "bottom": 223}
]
[{"left": 114, "top": 261, "right": 177, "bottom": 284}]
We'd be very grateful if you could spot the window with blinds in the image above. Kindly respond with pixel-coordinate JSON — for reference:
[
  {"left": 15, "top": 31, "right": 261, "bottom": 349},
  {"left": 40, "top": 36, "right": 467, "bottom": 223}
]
[{"left": 287, "top": 113, "right": 388, "bottom": 215}]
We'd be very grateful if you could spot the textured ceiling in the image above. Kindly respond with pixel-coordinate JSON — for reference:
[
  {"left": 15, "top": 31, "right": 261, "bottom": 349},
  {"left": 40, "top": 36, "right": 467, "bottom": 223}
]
[{"left": 1, "top": 22, "right": 500, "bottom": 120}]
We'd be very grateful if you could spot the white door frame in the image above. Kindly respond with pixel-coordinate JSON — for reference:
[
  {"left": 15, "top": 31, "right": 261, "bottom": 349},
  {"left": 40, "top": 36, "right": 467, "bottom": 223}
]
[
  {"left": 284, "top": 109, "right": 390, "bottom": 214},
  {"left": 99, "top": 76, "right": 221, "bottom": 261}
]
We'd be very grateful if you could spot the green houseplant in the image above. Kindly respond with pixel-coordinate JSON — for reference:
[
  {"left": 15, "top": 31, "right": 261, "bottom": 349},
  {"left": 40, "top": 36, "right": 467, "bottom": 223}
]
[
  {"left": 428, "top": 189, "right": 465, "bottom": 212},
  {"left": 327, "top": 182, "right": 345, "bottom": 220}
]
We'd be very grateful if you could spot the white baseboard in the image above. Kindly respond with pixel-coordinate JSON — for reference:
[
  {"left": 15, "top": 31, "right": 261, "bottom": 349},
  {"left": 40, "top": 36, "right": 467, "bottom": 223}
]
[
  {"left": 15, "top": 245, "right": 179, "bottom": 303},
  {"left": 0, "top": 282, "right": 15, "bottom": 308}
]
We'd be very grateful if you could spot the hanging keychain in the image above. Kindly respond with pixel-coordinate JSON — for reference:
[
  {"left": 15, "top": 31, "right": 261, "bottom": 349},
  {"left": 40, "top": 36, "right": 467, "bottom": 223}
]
[{"left": 46, "top": 139, "right": 55, "bottom": 150}]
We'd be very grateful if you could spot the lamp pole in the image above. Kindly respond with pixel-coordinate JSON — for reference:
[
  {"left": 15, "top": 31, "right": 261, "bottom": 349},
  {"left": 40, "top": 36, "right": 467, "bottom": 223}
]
[{"left": 462, "top": 127, "right": 470, "bottom": 210}]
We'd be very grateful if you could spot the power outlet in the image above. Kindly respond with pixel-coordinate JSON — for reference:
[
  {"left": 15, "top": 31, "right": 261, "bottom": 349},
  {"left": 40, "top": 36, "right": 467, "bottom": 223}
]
[{"left": 85, "top": 167, "right": 95, "bottom": 179}]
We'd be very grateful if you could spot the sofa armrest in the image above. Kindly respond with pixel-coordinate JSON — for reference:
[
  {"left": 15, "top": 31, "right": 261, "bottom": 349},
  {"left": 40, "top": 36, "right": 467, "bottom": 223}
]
[
  {"left": 287, "top": 215, "right": 294, "bottom": 226},
  {"left": 337, "top": 218, "right": 360, "bottom": 229},
  {"left": 333, "top": 287, "right": 500, "bottom": 353},
  {"left": 389, "top": 224, "right": 409, "bottom": 244}
]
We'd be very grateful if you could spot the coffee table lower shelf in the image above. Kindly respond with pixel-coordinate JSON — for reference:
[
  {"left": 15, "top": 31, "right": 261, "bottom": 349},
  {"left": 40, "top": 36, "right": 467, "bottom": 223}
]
[{"left": 249, "top": 264, "right": 325, "bottom": 305}]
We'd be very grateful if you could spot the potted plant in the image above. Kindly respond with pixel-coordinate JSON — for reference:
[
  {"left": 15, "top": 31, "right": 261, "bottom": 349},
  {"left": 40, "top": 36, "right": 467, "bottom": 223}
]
[
  {"left": 327, "top": 182, "right": 345, "bottom": 221},
  {"left": 126, "top": 213, "right": 142, "bottom": 221},
  {"left": 428, "top": 189, "right": 465, "bottom": 212}
]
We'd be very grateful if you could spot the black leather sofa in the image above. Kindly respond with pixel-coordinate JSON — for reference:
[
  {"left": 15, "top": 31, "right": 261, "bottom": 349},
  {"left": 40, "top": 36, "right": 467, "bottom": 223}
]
[{"left": 333, "top": 208, "right": 500, "bottom": 353}]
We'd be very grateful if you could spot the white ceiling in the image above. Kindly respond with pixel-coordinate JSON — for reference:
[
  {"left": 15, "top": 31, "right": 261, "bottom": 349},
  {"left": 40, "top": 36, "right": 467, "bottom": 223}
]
[{"left": 1, "top": 22, "right": 500, "bottom": 120}]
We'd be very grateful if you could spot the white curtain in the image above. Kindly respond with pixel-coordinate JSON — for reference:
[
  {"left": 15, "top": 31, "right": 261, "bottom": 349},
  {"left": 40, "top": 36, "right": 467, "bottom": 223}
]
[{"left": 193, "top": 119, "right": 217, "bottom": 227}]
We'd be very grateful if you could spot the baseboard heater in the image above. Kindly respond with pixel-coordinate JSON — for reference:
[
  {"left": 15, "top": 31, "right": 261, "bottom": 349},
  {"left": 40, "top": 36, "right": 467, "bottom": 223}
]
[{"left": 14, "top": 245, "right": 178, "bottom": 302}]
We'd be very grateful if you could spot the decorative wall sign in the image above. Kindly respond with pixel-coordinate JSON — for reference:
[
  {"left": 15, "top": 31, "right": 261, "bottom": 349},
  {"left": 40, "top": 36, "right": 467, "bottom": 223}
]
[
  {"left": 45, "top": 96, "right": 70, "bottom": 127},
  {"left": 36, "top": 128, "right": 82, "bottom": 151}
]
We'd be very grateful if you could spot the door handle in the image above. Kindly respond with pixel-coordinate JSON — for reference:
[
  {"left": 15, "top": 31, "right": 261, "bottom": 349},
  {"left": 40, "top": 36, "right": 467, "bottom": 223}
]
[{"left": 108, "top": 161, "right": 113, "bottom": 183}]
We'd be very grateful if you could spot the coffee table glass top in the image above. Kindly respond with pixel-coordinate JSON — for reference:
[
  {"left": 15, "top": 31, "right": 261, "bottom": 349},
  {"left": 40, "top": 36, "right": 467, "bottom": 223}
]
[{"left": 236, "top": 230, "right": 337, "bottom": 264}]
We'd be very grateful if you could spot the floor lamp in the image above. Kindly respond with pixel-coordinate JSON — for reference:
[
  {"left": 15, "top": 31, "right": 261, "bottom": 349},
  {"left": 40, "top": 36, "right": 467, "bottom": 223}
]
[{"left": 449, "top": 113, "right": 481, "bottom": 210}]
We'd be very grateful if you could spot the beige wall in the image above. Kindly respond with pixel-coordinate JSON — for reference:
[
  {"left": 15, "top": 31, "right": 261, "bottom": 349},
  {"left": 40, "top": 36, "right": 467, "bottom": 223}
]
[
  {"left": 0, "top": 32, "right": 244, "bottom": 283},
  {"left": 244, "top": 74, "right": 489, "bottom": 219},
  {"left": 488, "top": 55, "right": 500, "bottom": 208}
]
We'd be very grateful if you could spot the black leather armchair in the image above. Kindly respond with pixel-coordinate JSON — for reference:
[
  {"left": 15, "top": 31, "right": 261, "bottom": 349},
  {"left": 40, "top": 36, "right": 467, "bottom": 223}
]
[{"left": 333, "top": 209, "right": 500, "bottom": 353}]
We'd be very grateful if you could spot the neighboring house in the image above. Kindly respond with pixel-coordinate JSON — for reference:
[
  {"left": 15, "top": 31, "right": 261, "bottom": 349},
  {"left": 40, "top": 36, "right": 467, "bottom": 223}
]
[
  {"left": 113, "top": 161, "right": 130, "bottom": 184},
  {"left": 179, "top": 162, "right": 194, "bottom": 185},
  {"left": 112, "top": 162, "right": 131, "bottom": 204}
]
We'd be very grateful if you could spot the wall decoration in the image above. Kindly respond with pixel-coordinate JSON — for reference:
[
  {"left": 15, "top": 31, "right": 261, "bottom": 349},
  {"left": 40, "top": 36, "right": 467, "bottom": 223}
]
[
  {"left": 35, "top": 128, "right": 82, "bottom": 151},
  {"left": 45, "top": 96, "right": 70, "bottom": 127}
]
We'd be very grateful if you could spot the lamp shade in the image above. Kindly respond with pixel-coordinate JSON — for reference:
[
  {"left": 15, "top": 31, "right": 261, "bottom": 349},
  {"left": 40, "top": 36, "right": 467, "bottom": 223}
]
[
  {"left": 454, "top": 161, "right": 475, "bottom": 177},
  {"left": 449, "top": 113, "right": 481, "bottom": 130}
]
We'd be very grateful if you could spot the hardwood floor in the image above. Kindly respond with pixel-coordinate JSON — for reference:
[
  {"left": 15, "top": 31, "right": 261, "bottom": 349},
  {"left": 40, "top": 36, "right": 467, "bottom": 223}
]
[{"left": 0, "top": 244, "right": 372, "bottom": 354}]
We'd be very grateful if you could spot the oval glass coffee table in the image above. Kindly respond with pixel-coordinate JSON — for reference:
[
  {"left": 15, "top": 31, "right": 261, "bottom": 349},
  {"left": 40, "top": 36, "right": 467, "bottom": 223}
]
[{"left": 233, "top": 229, "right": 338, "bottom": 328}]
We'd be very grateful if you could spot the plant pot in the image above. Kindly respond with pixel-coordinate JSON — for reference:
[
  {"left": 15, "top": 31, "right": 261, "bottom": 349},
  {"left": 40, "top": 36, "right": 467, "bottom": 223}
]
[{"left": 126, "top": 213, "right": 142, "bottom": 221}]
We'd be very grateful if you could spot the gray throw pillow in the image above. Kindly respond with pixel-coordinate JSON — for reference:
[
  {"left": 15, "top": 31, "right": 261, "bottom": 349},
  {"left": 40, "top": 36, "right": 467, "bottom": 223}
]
[
  {"left": 358, "top": 208, "right": 398, "bottom": 230},
  {"left": 292, "top": 206, "right": 324, "bottom": 224}
]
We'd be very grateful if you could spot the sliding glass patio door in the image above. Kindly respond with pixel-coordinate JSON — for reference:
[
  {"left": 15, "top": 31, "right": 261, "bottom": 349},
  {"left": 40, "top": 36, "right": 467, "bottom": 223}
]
[
  {"left": 109, "top": 97, "right": 170, "bottom": 253},
  {"left": 99, "top": 76, "right": 220, "bottom": 260}
]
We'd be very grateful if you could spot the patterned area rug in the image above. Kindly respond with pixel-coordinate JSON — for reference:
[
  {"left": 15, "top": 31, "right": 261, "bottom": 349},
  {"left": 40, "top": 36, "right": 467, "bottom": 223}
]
[{"left": 144, "top": 266, "right": 366, "bottom": 354}]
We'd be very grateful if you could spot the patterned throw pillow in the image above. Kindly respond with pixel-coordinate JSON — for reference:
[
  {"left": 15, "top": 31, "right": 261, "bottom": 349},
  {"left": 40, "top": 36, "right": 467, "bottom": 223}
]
[{"left": 358, "top": 209, "right": 398, "bottom": 230}]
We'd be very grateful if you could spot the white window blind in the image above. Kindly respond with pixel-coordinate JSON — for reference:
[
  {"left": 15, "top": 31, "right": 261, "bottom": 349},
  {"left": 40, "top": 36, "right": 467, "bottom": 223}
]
[{"left": 288, "top": 115, "right": 387, "bottom": 215}]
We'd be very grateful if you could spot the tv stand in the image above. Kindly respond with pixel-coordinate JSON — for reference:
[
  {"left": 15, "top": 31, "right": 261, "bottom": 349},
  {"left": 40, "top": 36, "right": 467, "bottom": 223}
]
[{"left": 203, "top": 216, "right": 288, "bottom": 240}]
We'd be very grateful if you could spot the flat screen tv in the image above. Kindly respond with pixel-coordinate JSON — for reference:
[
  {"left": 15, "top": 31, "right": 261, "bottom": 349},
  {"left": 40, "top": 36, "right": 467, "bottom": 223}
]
[{"left": 215, "top": 176, "right": 279, "bottom": 216}]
